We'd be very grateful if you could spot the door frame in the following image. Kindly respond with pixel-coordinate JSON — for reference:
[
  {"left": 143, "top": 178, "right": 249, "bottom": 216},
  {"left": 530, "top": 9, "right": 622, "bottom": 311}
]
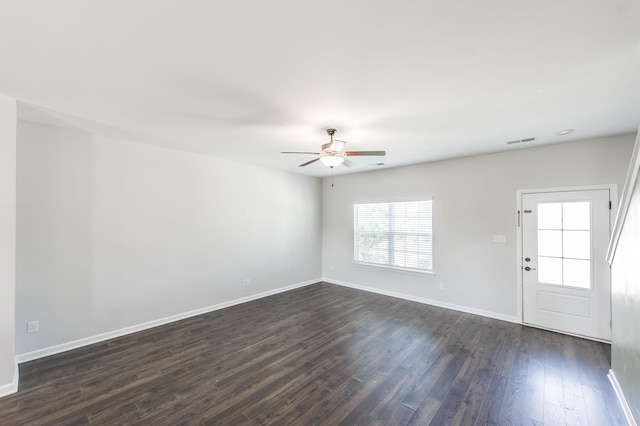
[{"left": 515, "top": 184, "right": 618, "bottom": 340}]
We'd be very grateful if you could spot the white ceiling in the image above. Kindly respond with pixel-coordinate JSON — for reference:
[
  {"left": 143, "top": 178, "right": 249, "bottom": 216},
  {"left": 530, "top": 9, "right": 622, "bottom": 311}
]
[{"left": 1, "top": 1, "right": 639, "bottom": 177}]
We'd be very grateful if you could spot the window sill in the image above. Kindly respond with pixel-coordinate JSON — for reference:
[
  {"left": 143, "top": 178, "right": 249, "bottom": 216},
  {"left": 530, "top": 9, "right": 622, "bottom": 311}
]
[{"left": 353, "top": 261, "right": 435, "bottom": 276}]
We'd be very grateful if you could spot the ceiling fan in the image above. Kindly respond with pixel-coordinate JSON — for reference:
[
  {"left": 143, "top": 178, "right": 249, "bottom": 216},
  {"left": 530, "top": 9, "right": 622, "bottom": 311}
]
[{"left": 282, "top": 129, "right": 386, "bottom": 168}]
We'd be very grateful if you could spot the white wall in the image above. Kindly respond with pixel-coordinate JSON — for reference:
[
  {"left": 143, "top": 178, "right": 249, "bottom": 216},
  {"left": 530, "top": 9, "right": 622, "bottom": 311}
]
[
  {"left": 323, "top": 134, "right": 634, "bottom": 319},
  {"left": 16, "top": 121, "right": 322, "bottom": 356},
  {"left": 0, "top": 95, "right": 17, "bottom": 395},
  {"left": 611, "top": 145, "right": 640, "bottom": 423}
]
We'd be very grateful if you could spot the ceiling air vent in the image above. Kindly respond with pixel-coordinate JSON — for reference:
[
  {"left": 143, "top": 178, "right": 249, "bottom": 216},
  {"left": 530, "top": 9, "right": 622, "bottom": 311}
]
[{"left": 506, "top": 137, "right": 535, "bottom": 145}]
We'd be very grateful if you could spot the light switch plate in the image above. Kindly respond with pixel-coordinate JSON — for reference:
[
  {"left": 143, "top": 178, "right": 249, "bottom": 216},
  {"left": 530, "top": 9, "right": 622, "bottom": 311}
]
[{"left": 493, "top": 234, "right": 507, "bottom": 243}]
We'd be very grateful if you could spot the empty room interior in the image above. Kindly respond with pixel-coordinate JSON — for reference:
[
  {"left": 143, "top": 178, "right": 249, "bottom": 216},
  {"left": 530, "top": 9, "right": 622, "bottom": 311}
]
[{"left": 1, "top": 1, "right": 640, "bottom": 425}]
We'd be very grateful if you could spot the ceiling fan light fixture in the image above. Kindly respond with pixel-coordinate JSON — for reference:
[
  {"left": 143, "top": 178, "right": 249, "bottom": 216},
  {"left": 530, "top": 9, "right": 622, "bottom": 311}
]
[
  {"left": 282, "top": 128, "right": 385, "bottom": 169},
  {"left": 319, "top": 155, "right": 345, "bottom": 168}
]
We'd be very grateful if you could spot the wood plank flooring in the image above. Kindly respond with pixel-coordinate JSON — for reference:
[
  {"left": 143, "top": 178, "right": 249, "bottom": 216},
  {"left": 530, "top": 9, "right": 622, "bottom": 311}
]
[{"left": 0, "top": 282, "right": 626, "bottom": 425}]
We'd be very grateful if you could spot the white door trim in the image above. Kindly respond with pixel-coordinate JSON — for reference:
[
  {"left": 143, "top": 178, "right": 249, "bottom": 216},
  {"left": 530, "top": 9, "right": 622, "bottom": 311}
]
[{"left": 515, "top": 184, "right": 618, "bottom": 338}]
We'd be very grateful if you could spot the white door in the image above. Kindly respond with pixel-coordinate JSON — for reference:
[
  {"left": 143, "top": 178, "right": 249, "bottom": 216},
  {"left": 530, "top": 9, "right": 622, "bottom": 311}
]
[{"left": 521, "top": 189, "right": 612, "bottom": 340}]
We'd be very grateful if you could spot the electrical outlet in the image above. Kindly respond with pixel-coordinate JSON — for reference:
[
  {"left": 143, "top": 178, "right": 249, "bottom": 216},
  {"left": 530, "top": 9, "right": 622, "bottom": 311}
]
[
  {"left": 439, "top": 283, "right": 445, "bottom": 291},
  {"left": 242, "top": 278, "right": 252, "bottom": 287},
  {"left": 27, "top": 320, "right": 39, "bottom": 333}
]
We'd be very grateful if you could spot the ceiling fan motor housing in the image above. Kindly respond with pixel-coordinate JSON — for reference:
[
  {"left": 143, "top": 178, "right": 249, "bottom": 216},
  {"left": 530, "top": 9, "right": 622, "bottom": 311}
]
[{"left": 322, "top": 140, "right": 347, "bottom": 153}]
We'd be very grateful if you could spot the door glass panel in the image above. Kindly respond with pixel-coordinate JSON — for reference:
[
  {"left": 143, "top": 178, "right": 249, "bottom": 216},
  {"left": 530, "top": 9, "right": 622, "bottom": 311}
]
[
  {"left": 563, "top": 202, "right": 590, "bottom": 230},
  {"left": 563, "top": 230, "right": 590, "bottom": 260},
  {"left": 538, "top": 230, "right": 562, "bottom": 257},
  {"left": 538, "top": 257, "right": 563, "bottom": 285},
  {"left": 537, "top": 201, "right": 592, "bottom": 289},
  {"left": 563, "top": 259, "right": 591, "bottom": 288},
  {"left": 538, "top": 203, "right": 562, "bottom": 229}
]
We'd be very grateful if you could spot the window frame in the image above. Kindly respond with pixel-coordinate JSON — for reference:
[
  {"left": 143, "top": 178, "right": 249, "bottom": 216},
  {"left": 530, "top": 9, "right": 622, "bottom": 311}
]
[
  {"left": 536, "top": 201, "right": 593, "bottom": 289},
  {"left": 353, "top": 199, "right": 434, "bottom": 275}
]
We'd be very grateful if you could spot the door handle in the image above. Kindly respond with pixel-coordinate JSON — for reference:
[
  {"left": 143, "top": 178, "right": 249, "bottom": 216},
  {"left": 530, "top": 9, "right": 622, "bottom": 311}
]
[{"left": 524, "top": 266, "right": 537, "bottom": 271}]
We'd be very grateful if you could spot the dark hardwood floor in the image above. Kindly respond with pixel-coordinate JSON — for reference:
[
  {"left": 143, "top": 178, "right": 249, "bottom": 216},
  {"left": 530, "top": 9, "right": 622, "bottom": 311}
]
[{"left": 0, "top": 282, "right": 626, "bottom": 425}]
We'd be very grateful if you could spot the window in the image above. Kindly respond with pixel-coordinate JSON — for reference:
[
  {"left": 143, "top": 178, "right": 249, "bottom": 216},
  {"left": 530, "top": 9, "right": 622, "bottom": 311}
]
[
  {"left": 537, "top": 201, "right": 591, "bottom": 288},
  {"left": 353, "top": 200, "right": 433, "bottom": 273}
]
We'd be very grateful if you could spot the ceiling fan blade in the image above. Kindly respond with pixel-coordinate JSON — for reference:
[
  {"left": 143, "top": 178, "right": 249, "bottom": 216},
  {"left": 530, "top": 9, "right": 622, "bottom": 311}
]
[
  {"left": 299, "top": 158, "right": 321, "bottom": 167},
  {"left": 345, "top": 150, "right": 386, "bottom": 156},
  {"left": 342, "top": 158, "right": 356, "bottom": 168},
  {"left": 282, "top": 151, "right": 321, "bottom": 155}
]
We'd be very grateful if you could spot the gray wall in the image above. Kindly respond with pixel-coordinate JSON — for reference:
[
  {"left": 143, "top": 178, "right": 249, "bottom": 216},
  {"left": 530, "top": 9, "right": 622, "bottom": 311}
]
[
  {"left": 611, "top": 153, "right": 640, "bottom": 422},
  {"left": 15, "top": 121, "right": 322, "bottom": 355},
  {"left": 0, "top": 95, "right": 16, "bottom": 393},
  {"left": 322, "top": 134, "right": 634, "bottom": 319},
  {"left": 10, "top": 119, "right": 639, "bottom": 416}
]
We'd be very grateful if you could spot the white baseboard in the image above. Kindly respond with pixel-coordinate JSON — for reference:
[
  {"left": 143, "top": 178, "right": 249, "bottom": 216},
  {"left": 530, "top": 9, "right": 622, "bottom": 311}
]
[
  {"left": 609, "top": 369, "right": 638, "bottom": 426},
  {"left": 323, "top": 278, "right": 519, "bottom": 324},
  {"left": 0, "top": 363, "right": 19, "bottom": 398},
  {"left": 16, "top": 278, "right": 320, "bottom": 364}
]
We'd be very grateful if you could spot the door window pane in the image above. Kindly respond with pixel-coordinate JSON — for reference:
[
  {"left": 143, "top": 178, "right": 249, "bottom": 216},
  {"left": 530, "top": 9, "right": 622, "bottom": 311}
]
[
  {"left": 563, "top": 202, "right": 590, "bottom": 230},
  {"left": 538, "top": 203, "right": 562, "bottom": 229},
  {"left": 538, "top": 230, "right": 562, "bottom": 257},
  {"left": 538, "top": 257, "right": 563, "bottom": 285},
  {"left": 563, "top": 230, "right": 591, "bottom": 260},
  {"left": 563, "top": 259, "right": 591, "bottom": 289}
]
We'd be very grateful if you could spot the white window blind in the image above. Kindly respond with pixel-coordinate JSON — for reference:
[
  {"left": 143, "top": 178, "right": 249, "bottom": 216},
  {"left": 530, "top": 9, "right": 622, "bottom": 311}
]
[{"left": 353, "top": 200, "right": 433, "bottom": 273}]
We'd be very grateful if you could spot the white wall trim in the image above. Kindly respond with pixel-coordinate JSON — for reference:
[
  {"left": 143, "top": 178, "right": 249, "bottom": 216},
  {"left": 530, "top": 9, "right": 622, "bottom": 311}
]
[
  {"left": 609, "top": 369, "right": 638, "bottom": 426},
  {"left": 0, "top": 363, "right": 19, "bottom": 398},
  {"left": 16, "top": 279, "right": 320, "bottom": 364},
  {"left": 324, "top": 278, "right": 519, "bottom": 324}
]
